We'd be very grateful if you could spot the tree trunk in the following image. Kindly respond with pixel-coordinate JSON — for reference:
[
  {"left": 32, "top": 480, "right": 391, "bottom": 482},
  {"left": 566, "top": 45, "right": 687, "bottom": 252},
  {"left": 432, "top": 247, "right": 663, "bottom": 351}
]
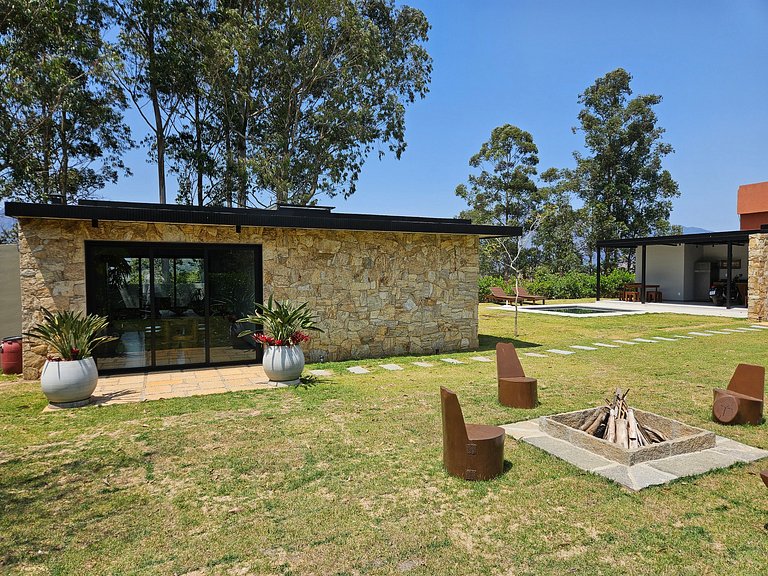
[
  {"left": 147, "top": 19, "right": 166, "bottom": 204},
  {"left": 194, "top": 93, "right": 203, "bottom": 206},
  {"left": 59, "top": 106, "right": 68, "bottom": 202}
]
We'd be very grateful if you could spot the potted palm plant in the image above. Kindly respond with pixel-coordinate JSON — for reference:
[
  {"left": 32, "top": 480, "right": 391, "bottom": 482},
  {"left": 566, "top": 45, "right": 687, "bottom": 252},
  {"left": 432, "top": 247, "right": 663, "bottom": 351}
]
[
  {"left": 239, "top": 297, "right": 322, "bottom": 386},
  {"left": 24, "top": 308, "right": 117, "bottom": 407}
]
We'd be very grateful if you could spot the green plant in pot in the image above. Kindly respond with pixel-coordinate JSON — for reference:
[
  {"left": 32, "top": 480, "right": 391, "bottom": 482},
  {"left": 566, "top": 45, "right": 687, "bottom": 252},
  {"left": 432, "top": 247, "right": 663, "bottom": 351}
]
[
  {"left": 239, "top": 297, "right": 322, "bottom": 386},
  {"left": 24, "top": 308, "right": 117, "bottom": 407}
]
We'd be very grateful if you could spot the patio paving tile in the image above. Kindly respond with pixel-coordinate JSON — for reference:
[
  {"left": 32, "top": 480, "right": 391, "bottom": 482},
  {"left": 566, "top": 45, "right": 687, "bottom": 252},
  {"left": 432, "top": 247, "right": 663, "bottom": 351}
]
[
  {"left": 671, "top": 335, "right": 694, "bottom": 339},
  {"left": 750, "top": 325, "right": 768, "bottom": 329},
  {"left": 380, "top": 364, "right": 403, "bottom": 371},
  {"left": 688, "top": 331, "right": 714, "bottom": 336},
  {"left": 524, "top": 352, "right": 548, "bottom": 358},
  {"left": 412, "top": 362, "right": 434, "bottom": 367},
  {"left": 570, "top": 345, "right": 597, "bottom": 351},
  {"left": 546, "top": 349, "right": 574, "bottom": 355},
  {"left": 612, "top": 340, "right": 637, "bottom": 345},
  {"left": 592, "top": 343, "right": 619, "bottom": 348},
  {"left": 440, "top": 358, "right": 465, "bottom": 364},
  {"left": 309, "top": 369, "right": 334, "bottom": 376},
  {"left": 470, "top": 356, "right": 493, "bottom": 362},
  {"left": 347, "top": 366, "right": 370, "bottom": 374},
  {"left": 651, "top": 336, "right": 678, "bottom": 341},
  {"left": 705, "top": 330, "right": 731, "bottom": 335},
  {"left": 632, "top": 338, "right": 658, "bottom": 343}
]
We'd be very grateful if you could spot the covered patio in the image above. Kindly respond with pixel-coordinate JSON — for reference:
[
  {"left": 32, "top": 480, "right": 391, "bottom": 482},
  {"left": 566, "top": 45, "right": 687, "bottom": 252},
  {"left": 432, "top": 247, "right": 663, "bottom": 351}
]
[{"left": 596, "top": 230, "right": 760, "bottom": 310}]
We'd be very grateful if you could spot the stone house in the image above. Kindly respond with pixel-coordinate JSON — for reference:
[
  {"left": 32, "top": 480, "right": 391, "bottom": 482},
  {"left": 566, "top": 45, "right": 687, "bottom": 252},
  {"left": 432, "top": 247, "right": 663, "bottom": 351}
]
[{"left": 6, "top": 200, "right": 519, "bottom": 379}]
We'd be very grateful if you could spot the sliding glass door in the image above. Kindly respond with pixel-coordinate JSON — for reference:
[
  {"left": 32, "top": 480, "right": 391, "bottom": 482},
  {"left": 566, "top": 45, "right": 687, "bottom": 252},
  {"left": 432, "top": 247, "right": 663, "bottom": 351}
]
[{"left": 86, "top": 242, "right": 262, "bottom": 373}]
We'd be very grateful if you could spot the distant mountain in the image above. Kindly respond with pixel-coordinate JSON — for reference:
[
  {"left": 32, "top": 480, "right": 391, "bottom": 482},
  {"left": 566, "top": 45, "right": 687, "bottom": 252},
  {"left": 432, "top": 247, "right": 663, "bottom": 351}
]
[{"left": 682, "top": 226, "right": 712, "bottom": 235}]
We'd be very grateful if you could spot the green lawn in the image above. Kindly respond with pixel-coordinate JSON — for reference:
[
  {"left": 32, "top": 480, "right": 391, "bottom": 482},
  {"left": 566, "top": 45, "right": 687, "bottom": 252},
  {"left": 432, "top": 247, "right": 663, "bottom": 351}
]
[{"left": 1, "top": 304, "right": 767, "bottom": 575}]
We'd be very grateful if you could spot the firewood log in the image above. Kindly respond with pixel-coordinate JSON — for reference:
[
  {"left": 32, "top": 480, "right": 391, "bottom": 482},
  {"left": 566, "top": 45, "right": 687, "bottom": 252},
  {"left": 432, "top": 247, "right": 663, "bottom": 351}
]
[
  {"left": 585, "top": 407, "right": 608, "bottom": 435},
  {"left": 627, "top": 409, "right": 639, "bottom": 449},
  {"left": 606, "top": 408, "right": 616, "bottom": 443},
  {"left": 615, "top": 418, "right": 629, "bottom": 449},
  {"left": 641, "top": 424, "right": 668, "bottom": 443}
]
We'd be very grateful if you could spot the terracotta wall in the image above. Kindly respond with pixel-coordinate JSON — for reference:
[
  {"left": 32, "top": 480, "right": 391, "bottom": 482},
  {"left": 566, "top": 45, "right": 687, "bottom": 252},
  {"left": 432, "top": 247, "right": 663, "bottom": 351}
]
[{"left": 17, "top": 218, "right": 480, "bottom": 378}]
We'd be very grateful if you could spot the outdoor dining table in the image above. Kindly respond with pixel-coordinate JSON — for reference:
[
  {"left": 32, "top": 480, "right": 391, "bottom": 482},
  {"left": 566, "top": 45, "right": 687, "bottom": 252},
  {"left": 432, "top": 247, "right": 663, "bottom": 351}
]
[{"left": 622, "top": 283, "right": 660, "bottom": 302}]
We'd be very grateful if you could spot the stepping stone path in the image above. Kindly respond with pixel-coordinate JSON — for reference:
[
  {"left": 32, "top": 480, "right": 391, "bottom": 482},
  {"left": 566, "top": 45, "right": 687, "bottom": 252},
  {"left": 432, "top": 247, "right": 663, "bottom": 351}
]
[
  {"left": 309, "top": 369, "right": 334, "bottom": 377},
  {"left": 333, "top": 322, "right": 763, "bottom": 378},
  {"left": 380, "top": 364, "right": 403, "bottom": 371},
  {"left": 347, "top": 366, "right": 370, "bottom": 374}
]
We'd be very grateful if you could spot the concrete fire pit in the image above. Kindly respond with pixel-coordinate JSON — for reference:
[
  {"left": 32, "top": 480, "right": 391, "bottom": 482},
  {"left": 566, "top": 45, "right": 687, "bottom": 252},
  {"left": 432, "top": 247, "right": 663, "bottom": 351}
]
[
  {"left": 540, "top": 408, "right": 716, "bottom": 466},
  {"left": 502, "top": 412, "right": 768, "bottom": 491}
]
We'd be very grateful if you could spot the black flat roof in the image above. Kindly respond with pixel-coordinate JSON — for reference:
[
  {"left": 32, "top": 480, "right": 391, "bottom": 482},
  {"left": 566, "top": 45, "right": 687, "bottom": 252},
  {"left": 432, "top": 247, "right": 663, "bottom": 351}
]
[
  {"left": 596, "top": 229, "right": 762, "bottom": 249},
  {"left": 5, "top": 200, "right": 521, "bottom": 238}
]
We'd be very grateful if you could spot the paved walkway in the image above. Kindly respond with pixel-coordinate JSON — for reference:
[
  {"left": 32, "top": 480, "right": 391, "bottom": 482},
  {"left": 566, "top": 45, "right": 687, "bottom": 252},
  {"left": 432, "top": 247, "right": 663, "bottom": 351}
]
[{"left": 93, "top": 365, "right": 269, "bottom": 406}]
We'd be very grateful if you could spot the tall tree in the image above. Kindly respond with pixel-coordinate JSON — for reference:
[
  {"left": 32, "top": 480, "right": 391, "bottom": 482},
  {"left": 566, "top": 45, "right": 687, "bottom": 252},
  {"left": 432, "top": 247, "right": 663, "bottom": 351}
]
[
  {"left": 568, "top": 68, "right": 679, "bottom": 269},
  {"left": 0, "top": 0, "right": 131, "bottom": 203},
  {"left": 455, "top": 124, "right": 545, "bottom": 278},
  {"left": 248, "top": 0, "right": 432, "bottom": 206},
  {"left": 113, "top": 0, "right": 184, "bottom": 204}
]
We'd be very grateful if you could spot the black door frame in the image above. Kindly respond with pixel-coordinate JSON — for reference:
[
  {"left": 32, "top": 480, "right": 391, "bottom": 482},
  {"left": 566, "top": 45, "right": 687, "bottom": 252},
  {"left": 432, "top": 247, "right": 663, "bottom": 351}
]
[{"left": 85, "top": 240, "right": 263, "bottom": 374}]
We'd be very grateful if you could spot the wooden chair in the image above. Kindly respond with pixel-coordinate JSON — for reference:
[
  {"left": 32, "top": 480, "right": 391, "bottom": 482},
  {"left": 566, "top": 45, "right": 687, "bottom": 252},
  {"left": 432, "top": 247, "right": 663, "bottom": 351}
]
[
  {"left": 489, "top": 286, "right": 519, "bottom": 306},
  {"left": 496, "top": 342, "right": 538, "bottom": 409},
  {"left": 712, "top": 364, "right": 765, "bottom": 425},
  {"left": 440, "top": 386, "right": 505, "bottom": 481},
  {"left": 761, "top": 470, "right": 768, "bottom": 488},
  {"left": 514, "top": 286, "right": 546, "bottom": 305},
  {"left": 646, "top": 290, "right": 663, "bottom": 303}
]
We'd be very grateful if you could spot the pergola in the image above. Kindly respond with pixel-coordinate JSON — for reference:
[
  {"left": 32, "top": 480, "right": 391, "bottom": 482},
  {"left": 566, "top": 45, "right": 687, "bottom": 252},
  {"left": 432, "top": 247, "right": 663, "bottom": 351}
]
[{"left": 595, "top": 229, "right": 760, "bottom": 309}]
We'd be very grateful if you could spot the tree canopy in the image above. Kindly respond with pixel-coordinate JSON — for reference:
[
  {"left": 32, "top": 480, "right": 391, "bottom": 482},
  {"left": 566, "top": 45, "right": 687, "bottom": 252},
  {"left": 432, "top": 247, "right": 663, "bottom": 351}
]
[{"left": 568, "top": 68, "right": 679, "bottom": 268}]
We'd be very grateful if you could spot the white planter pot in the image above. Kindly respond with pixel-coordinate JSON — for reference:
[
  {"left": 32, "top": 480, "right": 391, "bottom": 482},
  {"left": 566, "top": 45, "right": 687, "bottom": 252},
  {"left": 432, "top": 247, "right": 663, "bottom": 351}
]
[
  {"left": 40, "top": 357, "right": 99, "bottom": 406},
  {"left": 262, "top": 345, "right": 305, "bottom": 385}
]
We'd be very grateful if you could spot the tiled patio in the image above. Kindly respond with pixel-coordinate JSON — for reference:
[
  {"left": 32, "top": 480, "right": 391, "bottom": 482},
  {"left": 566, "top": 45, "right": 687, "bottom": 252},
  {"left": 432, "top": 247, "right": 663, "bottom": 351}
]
[{"left": 91, "top": 364, "right": 270, "bottom": 406}]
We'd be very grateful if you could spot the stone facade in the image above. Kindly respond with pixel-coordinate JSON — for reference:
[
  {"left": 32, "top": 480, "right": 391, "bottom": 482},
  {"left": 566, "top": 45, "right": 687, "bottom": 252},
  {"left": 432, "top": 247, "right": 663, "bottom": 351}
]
[
  {"left": 17, "top": 218, "right": 480, "bottom": 379},
  {"left": 748, "top": 232, "right": 768, "bottom": 321}
]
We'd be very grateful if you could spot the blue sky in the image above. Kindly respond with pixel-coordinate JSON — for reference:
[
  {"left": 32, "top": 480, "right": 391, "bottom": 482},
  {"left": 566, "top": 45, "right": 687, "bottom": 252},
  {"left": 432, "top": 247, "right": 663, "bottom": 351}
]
[{"left": 102, "top": 0, "right": 768, "bottom": 232}]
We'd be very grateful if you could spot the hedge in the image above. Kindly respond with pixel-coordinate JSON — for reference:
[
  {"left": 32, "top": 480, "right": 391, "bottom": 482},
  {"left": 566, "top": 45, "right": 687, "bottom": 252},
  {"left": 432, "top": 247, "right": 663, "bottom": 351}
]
[{"left": 479, "top": 269, "right": 634, "bottom": 301}]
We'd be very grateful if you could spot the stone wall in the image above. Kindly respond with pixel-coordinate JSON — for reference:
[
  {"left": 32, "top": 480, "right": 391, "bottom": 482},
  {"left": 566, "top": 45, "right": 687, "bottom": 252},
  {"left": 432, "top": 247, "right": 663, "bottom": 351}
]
[
  {"left": 17, "top": 218, "right": 480, "bottom": 378},
  {"left": 748, "top": 232, "right": 768, "bottom": 321}
]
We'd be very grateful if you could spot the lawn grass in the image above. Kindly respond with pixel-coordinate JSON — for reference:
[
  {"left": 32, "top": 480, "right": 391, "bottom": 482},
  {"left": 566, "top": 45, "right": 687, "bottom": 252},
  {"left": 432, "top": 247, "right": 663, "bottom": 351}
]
[{"left": 1, "top": 304, "right": 767, "bottom": 575}]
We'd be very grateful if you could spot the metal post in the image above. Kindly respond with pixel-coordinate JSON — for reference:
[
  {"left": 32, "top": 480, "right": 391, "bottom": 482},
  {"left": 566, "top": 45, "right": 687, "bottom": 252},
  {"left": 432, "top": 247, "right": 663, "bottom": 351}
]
[
  {"left": 596, "top": 246, "right": 601, "bottom": 301},
  {"left": 641, "top": 244, "right": 647, "bottom": 304},
  {"left": 726, "top": 241, "right": 733, "bottom": 310}
]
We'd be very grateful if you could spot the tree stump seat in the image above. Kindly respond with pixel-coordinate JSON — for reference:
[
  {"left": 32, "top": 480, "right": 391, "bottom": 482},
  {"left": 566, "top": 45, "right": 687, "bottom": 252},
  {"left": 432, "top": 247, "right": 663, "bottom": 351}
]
[{"left": 712, "top": 364, "right": 764, "bottom": 425}]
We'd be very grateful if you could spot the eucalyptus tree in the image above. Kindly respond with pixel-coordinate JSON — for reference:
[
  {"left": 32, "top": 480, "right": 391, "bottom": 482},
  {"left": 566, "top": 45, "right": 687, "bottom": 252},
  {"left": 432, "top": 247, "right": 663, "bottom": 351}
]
[
  {"left": 568, "top": 68, "right": 679, "bottom": 269},
  {"left": 0, "top": 0, "right": 131, "bottom": 203},
  {"left": 113, "top": 0, "right": 185, "bottom": 204},
  {"left": 246, "top": 0, "right": 432, "bottom": 206},
  {"left": 455, "top": 124, "right": 546, "bottom": 277}
]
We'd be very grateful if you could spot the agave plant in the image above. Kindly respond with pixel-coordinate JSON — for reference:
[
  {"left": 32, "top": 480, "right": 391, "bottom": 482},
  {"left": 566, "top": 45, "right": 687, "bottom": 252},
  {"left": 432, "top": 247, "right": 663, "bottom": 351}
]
[
  {"left": 24, "top": 308, "right": 117, "bottom": 361},
  {"left": 239, "top": 296, "right": 322, "bottom": 346}
]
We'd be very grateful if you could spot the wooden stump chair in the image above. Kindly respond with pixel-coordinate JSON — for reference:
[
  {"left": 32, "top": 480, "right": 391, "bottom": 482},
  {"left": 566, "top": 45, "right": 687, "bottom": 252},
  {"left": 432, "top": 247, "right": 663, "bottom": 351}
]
[
  {"left": 761, "top": 470, "right": 768, "bottom": 489},
  {"left": 712, "top": 364, "right": 765, "bottom": 425},
  {"left": 496, "top": 342, "right": 538, "bottom": 409},
  {"left": 440, "top": 386, "right": 505, "bottom": 481}
]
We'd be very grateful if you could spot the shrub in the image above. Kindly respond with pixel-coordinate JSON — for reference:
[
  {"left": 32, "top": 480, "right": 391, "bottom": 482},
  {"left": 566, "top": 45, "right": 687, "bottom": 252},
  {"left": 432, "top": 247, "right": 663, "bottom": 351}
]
[{"left": 480, "top": 269, "right": 635, "bottom": 301}]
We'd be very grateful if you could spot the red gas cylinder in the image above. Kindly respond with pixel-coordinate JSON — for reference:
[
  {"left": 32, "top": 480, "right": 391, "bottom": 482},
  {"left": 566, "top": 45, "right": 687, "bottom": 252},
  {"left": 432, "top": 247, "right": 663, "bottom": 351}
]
[{"left": 0, "top": 337, "right": 22, "bottom": 375}]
